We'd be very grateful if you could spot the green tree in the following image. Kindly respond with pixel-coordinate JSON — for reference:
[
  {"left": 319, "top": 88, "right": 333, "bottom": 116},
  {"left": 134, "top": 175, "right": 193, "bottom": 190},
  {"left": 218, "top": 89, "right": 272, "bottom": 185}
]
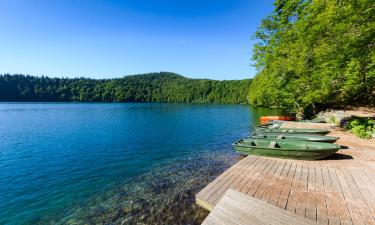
[
  {"left": 0, "top": 73, "right": 252, "bottom": 104},
  {"left": 249, "top": 0, "right": 375, "bottom": 116}
]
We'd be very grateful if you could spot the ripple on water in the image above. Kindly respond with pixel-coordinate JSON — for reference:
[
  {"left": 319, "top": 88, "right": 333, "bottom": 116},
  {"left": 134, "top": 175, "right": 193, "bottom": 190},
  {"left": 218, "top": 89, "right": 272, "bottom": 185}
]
[{"left": 0, "top": 103, "right": 282, "bottom": 224}]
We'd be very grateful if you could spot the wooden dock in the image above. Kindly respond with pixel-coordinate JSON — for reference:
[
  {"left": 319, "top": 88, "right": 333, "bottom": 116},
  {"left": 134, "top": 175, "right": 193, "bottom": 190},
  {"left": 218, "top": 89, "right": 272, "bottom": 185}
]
[
  {"left": 196, "top": 130, "right": 375, "bottom": 224},
  {"left": 202, "top": 189, "right": 318, "bottom": 225}
]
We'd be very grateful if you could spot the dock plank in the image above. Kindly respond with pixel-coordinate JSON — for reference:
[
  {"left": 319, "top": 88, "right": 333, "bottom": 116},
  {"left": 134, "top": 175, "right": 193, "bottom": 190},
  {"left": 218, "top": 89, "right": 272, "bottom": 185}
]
[
  {"left": 329, "top": 168, "right": 353, "bottom": 225},
  {"left": 208, "top": 157, "right": 259, "bottom": 205},
  {"left": 202, "top": 189, "right": 318, "bottom": 225},
  {"left": 253, "top": 160, "right": 281, "bottom": 199},
  {"left": 260, "top": 160, "right": 286, "bottom": 202},
  {"left": 276, "top": 161, "right": 296, "bottom": 209},
  {"left": 268, "top": 161, "right": 292, "bottom": 206},
  {"left": 345, "top": 170, "right": 375, "bottom": 225},
  {"left": 286, "top": 162, "right": 302, "bottom": 213},
  {"left": 239, "top": 158, "right": 273, "bottom": 194},
  {"left": 246, "top": 159, "right": 277, "bottom": 197},
  {"left": 315, "top": 166, "right": 329, "bottom": 224},
  {"left": 306, "top": 163, "right": 317, "bottom": 222},
  {"left": 336, "top": 169, "right": 365, "bottom": 225},
  {"left": 196, "top": 154, "right": 375, "bottom": 225},
  {"left": 235, "top": 157, "right": 269, "bottom": 194},
  {"left": 295, "top": 163, "right": 309, "bottom": 217}
]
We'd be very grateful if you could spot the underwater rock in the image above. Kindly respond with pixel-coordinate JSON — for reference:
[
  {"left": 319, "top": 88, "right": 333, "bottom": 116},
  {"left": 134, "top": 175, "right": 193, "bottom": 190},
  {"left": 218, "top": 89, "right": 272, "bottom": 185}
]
[{"left": 53, "top": 151, "right": 237, "bottom": 225}]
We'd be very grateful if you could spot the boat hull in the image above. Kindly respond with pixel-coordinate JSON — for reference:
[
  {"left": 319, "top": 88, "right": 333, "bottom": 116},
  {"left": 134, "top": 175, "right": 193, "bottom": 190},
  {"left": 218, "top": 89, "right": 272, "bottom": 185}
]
[
  {"left": 255, "top": 128, "right": 330, "bottom": 135},
  {"left": 233, "top": 139, "right": 340, "bottom": 160},
  {"left": 249, "top": 134, "right": 339, "bottom": 143},
  {"left": 234, "top": 146, "right": 338, "bottom": 160}
]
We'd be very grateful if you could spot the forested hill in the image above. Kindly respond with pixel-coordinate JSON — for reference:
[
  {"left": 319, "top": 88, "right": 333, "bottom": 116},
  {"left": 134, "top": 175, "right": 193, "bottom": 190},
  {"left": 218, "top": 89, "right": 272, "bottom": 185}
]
[
  {"left": 249, "top": 0, "right": 374, "bottom": 116},
  {"left": 0, "top": 72, "right": 251, "bottom": 104}
]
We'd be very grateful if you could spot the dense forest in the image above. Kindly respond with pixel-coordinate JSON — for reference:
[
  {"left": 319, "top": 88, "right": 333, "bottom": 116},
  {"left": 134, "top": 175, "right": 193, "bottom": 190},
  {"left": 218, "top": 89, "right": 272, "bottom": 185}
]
[
  {"left": 249, "top": 0, "right": 374, "bottom": 116},
  {"left": 0, "top": 72, "right": 251, "bottom": 104},
  {"left": 2, "top": 1, "right": 373, "bottom": 111}
]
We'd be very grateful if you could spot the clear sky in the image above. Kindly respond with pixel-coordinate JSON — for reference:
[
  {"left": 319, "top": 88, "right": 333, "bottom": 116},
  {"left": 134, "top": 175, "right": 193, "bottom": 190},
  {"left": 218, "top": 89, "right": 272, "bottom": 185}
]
[{"left": 0, "top": 0, "right": 273, "bottom": 80}]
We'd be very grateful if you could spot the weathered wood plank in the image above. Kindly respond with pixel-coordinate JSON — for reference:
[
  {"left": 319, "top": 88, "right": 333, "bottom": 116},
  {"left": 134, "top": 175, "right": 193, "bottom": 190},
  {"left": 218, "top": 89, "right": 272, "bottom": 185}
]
[
  {"left": 322, "top": 166, "right": 340, "bottom": 225},
  {"left": 336, "top": 169, "right": 365, "bottom": 225},
  {"left": 240, "top": 158, "right": 273, "bottom": 195},
  {"left": 315, "top": 166, "right": 329, "bottom": 224},
  {"left": 286, "top": 162, "right": 302, "bottom": 213},
  {"left": 253, "top": 160, "right": 281, "bottom": 199},
  {"left": 233, "top": 157, "right": 267, "bottom": 193},
  {"left": 228, "top": 157, "right": 262, "bottom": 194},
  {"left": 277, "top": 161, "right": 296, "bottom": 209},
  {"left": 268, "top": 161, "right": 292, "bottom": 206},
  {"left": 197, "top": 158, "right": 245, "bottom": 201},
  {"left": 208, "top": 156, "right": 260, "bottom": 205},
  {"left": 295, "top": 163, "right": 309, "bottom": 217},
  {"left": 345, "top": 170, "right": 375, "bottom": 225},
  {"left": 246, "top": 158, "right": 277, "bottom": 197},
  {"left": 234, "top": 157, "right": 268, "bottom": 193},
  {"left": 306, "top": 163, "right": 317, "bottom": 222},
  {"left": 351, "top": 169, "right": 375, "bottom": 219},
  {"left": 260, "top": 160, "right": 287, "bottom": 202},
  {"left": 328, "top": 168, "right": 353, "bottom": 225},
  {"left": 202, "top": 189, "right": 318, "bottom": 225},
  {"left": 196, "top": 152, "right": 375, "bottom": 225}
]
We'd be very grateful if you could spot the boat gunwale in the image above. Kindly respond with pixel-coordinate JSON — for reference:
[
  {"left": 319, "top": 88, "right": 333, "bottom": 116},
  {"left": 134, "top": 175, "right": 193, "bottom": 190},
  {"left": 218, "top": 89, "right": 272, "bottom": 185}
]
[
  {"left": 233, "top": 139, "right": 341, "bottom": 152},
  {"left": 249, "top": 134, "right": 340, "bottom": 142},
  {"left": 255, "top": 128, "right": 330, "bottom": 133}
]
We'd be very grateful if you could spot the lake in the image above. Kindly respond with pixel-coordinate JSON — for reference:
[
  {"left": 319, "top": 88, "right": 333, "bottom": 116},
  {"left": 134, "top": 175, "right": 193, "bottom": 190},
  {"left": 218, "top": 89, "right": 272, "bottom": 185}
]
[{"left": 0, "top": 103, "right": 281, "bottom": 224}]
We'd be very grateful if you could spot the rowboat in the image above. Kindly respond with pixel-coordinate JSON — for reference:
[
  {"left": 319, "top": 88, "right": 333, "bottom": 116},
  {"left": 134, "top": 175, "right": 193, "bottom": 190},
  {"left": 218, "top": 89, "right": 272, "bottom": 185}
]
[
  {"left": 260, "top": 116, "right": 295, "bottom": 124},
  {"left": 250, "top": 134, "right": 339, "bottom": 143},
  {"left": 257, "top": 121, "right": 283, "bottom": 129},
  {"left": 255, "top": 128, "right": 330, "bottom": 135},
  {"left": 233, "top": 139, "right": 340, "bottom": 160}
]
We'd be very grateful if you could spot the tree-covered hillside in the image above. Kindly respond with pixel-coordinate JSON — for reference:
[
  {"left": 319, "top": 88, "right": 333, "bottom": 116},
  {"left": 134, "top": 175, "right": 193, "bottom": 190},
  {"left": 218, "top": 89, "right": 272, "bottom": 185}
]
[
  {"left": 249, "top": 0, "right": 375, "bottom": 116},
  {"left": 0, "top": 72, "right": 251, "bottom": 104}
]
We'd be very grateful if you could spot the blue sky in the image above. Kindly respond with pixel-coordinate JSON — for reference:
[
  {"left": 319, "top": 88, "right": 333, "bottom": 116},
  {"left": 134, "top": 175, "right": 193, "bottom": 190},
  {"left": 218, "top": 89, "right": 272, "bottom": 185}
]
[{"left": 0, "top": 0, "right": 273, "bottom": 80}]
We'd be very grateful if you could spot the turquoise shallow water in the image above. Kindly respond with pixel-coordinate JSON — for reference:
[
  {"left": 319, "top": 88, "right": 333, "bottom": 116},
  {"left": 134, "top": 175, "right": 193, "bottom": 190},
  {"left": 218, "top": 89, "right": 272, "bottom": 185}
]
[{"left": 0, "top": 103, "right": 281, "bottom": 225}]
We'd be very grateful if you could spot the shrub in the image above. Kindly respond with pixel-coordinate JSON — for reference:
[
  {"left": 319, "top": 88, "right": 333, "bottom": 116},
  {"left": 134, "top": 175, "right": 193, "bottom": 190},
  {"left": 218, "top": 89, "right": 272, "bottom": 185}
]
[{"left": 345, "top": 118, "right": 375, "bottom": 139}]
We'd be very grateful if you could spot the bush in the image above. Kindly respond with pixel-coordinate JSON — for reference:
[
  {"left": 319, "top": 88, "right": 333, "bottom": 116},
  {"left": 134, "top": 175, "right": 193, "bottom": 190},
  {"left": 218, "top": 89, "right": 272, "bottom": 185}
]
[{"left": 345, "top": 118, "right": 375, "bottom": 139}]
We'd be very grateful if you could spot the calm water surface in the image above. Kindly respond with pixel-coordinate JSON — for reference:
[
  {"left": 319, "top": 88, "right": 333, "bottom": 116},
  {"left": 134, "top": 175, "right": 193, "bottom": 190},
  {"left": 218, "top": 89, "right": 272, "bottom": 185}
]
[{"left": 0, "top": 103, "right": 281, "bottom": 225}]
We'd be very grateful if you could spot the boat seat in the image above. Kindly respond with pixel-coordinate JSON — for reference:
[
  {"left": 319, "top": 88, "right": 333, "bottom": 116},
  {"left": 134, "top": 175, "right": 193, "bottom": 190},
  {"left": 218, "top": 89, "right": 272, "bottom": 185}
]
[
  {"left": 268, "top": 141, "right": 280, "bottom": 149},
  {"left": 241, "top": 140, "right": 257, "bottom": 146},
  {"left": 276, "top": 134, "right": 285, "bottom": 139}
]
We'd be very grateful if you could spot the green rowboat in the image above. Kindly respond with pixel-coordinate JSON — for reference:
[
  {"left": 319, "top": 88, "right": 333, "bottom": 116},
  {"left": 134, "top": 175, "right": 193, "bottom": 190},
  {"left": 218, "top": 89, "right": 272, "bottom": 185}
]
[
  {"left": 250, "top": 134, "right": 339, "bottom": 143},
  {"left": 257, "top": 122, "right": 282, "bottom": 129},
  {"left": 233, "top": 138, "right": 340, "bottom": 160},
  {"left": 255, "top": 128, "right": 330, "bottom": 135}
]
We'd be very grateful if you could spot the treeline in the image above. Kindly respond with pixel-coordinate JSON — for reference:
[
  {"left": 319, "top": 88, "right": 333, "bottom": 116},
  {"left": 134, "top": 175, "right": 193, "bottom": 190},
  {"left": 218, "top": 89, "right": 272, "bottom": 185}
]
[
  {"left": 249, "top": 0, "right": 375, "bottom": 116},
  {"left": 0, "top": 72, "right": 251, "bottom": 104}
]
